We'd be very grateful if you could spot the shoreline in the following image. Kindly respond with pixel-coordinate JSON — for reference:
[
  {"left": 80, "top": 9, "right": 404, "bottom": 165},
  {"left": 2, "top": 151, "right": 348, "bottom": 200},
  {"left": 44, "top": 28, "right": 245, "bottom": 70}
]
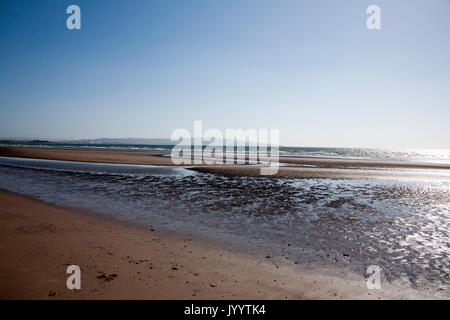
[
  {"left": 2, "top": 146, "right": 450, "bottom": 171},
  {"left": 0, "top": 190, "right": 437, "bottom": 299},
  {"left": 1, "top": 147, "right": 450, "bottom": 182}
]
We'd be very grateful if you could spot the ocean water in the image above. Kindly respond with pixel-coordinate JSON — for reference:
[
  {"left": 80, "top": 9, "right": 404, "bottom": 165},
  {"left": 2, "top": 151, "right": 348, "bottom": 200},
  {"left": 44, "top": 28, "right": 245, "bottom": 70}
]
[
  {"left": 2, "top": 142, "right": 450, "bottom": 164},
  {"left": 0, "top": 156, "right": 449, "bottom": 291}
]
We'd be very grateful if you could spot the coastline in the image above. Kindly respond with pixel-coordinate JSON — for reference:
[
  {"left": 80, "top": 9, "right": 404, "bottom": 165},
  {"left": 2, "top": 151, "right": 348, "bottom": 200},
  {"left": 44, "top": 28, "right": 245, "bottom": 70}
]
[
  {"left": 1, "top": 147, "right": 449, "bottom": 177},
  {"left": 0, "top": 189, "right": 436, "bottom": 300}
]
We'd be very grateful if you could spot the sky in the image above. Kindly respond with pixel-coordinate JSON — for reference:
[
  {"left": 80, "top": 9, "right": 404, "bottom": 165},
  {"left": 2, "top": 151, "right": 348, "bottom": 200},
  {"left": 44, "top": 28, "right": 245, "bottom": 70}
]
[{"left": 0, "top": 0, "right": 449, "bottom": 148}]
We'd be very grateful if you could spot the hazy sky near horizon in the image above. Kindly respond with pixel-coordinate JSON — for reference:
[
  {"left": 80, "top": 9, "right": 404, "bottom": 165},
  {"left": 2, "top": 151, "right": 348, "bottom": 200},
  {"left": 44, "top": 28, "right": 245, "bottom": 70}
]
[{"left": 1, "top": 0, "right": 449, "bottom": 148}]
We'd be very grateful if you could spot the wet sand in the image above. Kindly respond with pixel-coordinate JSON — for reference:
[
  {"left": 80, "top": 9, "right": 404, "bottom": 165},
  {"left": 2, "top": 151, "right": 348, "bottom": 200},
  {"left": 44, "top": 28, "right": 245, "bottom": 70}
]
[
  {"left": 0, "top": 190, "right": 433, "bottom": 300},
  {"left": 192, "top": 165, "right": 450, "bottom": 180},
  {"left": 274, "top": 156, "right": 450, "bottom": 170}
]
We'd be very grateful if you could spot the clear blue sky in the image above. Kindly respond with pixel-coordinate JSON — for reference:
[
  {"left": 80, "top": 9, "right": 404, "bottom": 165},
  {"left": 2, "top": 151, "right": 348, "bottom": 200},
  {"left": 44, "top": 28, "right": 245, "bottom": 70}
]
[{"left": 1, "top": 0, "right": 449, "bottom": 148}]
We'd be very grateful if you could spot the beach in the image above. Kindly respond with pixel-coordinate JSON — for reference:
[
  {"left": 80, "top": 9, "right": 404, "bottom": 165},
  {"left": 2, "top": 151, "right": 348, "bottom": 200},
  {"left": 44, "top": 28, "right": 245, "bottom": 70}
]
[{"left": 0, "top": 147, "right": 449, "bottom": 299}]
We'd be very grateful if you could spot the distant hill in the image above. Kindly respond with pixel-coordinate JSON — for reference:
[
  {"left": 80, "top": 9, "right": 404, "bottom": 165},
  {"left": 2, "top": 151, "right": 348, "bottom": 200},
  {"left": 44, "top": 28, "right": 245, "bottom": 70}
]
[
  {"left": 69, "top": 138, "right": 174, "bottom": 145},
  {"left": 1, "top": 138, "right": 175, "bottom": 145},
  {"left": 1, "top": 137, "right": 276, "bottom": 147}
]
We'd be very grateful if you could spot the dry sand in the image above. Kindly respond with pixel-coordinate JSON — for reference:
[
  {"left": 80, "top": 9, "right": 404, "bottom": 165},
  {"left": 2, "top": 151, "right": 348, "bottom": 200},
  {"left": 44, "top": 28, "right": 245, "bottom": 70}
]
[
  {"left": 0, "top": 147, "right": 175, "bottom": 166},
  {"left": 0, "top": 190, "right": 433, "bottom": 300}
]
